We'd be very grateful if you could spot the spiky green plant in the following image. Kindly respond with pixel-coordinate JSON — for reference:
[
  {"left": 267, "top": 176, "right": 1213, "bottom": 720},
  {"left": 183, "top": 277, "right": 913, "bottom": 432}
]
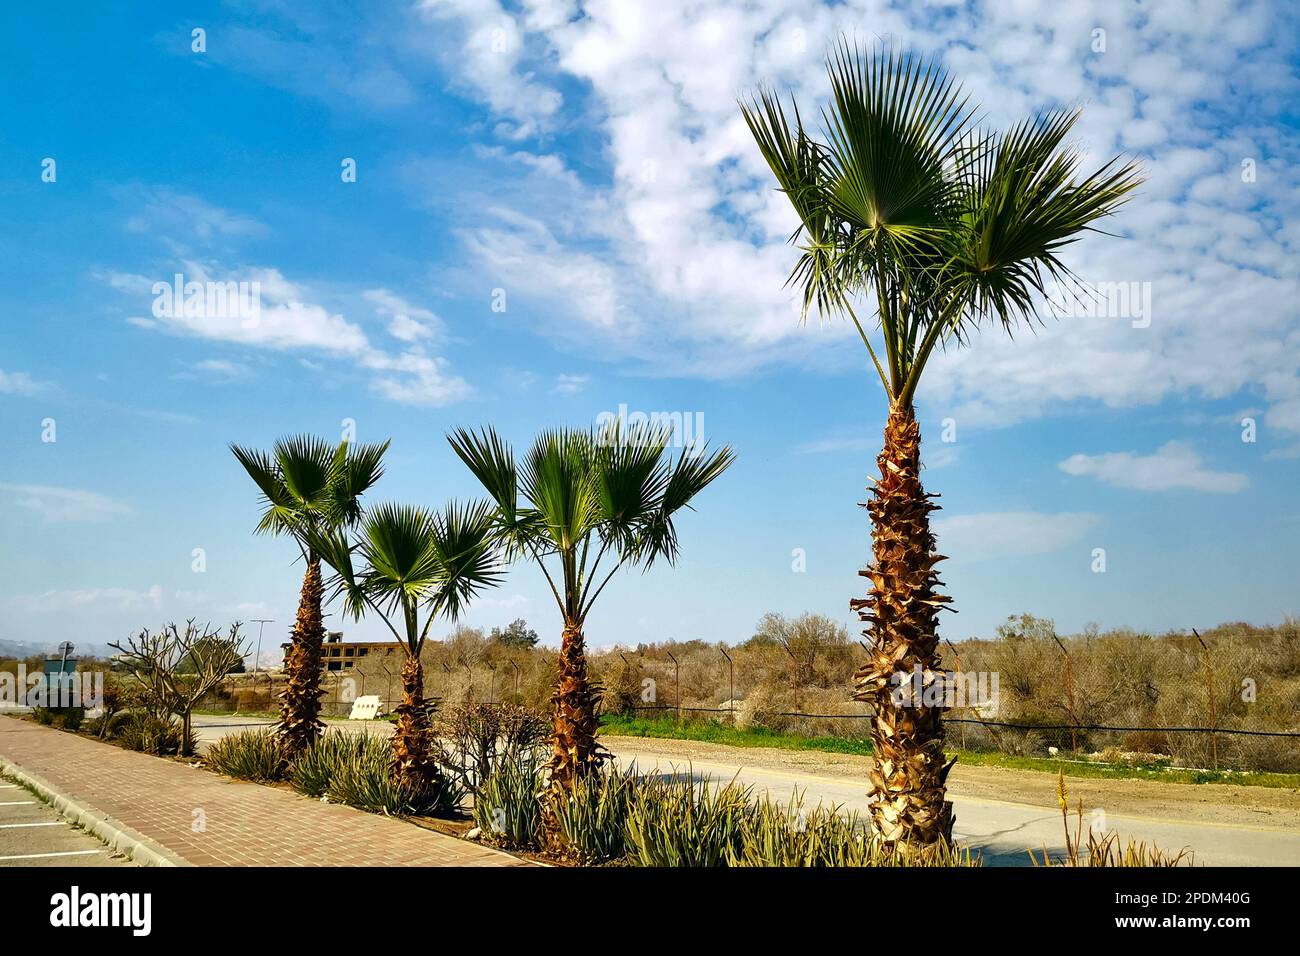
[{"left": 204, "top": 728, "right": 286, "bottom": 782}]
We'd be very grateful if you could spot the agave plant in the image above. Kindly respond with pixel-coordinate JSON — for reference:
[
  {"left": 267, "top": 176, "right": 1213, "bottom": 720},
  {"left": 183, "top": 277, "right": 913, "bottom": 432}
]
[
  {"left": 231, "top": 436, "right": 388, "bottom": 757},
  {"left": 742, "top": 42, "right": 1142, "bottom": 846},
  {"left": 449, "top": 423, "right": 734, "bottom": 792},
  {"left": 305, "top": 500, "right": 502, "bottom": 790}
]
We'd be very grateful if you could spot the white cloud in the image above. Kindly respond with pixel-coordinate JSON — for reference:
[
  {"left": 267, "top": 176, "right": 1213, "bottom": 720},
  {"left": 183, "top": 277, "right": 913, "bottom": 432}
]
[
  {"left": 174, "top": 359, "right": 252, "bottom": 382},
  {"left": 121, "top": 187, "right": 267, "bottom": 248},
  {"left": 364, "top": 288, "right": 443, "bottom": 343},
  {"left": 8, "top": 585, "right": 162, "bottom": 615},
  {"left": 0, "top": 369, "right": 44, "bottom": 396},
  {"left": 0, "top": 484, "right": 133, "bottom": 523},
  {"left": 104, "top": 256, "right": 472, "bottom": 409},
  {"left": 416, "top": 0, "right": 1300, "bottom": 429},
  {"left": 553, "top": 373, "right": 588, "bottom": 394},
  {"left": 1059, "top": 441, "right": 1248, "bottom": 493},
  {"left": 933, "top": 512, "right": 1101, "bottom": 559}
]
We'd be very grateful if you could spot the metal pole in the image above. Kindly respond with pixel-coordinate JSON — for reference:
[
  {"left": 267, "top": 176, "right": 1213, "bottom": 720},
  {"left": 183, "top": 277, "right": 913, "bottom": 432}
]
[
  {"left": 1053, "top": 633, "right": 1077, "bottom": 754},
  {"left": 720, "top": 647, "right": 734, "bottom": 722},
  {"left": 666, "top": 651, "right": 680, "bottom": 721},
  {"left": 1194, "top": 629, "right": 1218, "bottom": 770},
  {"left": 250, "top": 619, "right": 273, "bottom": 676},
  {"left": 945, "top": 639, "right": 967, "bottom": 752},
  {"left": 487, "top": 662, "right": 497, "bottom": 704},
  {"left": 510, "top": 660, "right": 520, "bottom": 700}
]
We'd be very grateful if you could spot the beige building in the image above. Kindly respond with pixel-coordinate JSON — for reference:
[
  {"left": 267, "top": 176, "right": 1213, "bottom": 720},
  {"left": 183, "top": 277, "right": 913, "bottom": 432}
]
[{"left": 281, "top": 632, "right": 403, "bottom": 672}]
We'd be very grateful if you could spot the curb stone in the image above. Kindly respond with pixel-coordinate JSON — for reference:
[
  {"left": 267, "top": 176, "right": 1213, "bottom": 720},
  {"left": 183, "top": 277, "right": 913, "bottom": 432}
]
[{"left": 0, "top": 756, "right": 190, "bottom": 867}]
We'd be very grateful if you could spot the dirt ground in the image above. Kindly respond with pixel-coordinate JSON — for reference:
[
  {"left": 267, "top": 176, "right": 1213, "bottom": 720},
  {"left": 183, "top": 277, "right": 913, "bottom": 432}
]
[{"left": 603, "top": 734, "right": 1300, "bottom": 831}]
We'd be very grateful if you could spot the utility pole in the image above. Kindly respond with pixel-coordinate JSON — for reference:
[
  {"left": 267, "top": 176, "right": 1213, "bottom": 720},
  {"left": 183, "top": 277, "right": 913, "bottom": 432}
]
[{"left": 250, "top": 619, "right": 274, "bottom": 676}]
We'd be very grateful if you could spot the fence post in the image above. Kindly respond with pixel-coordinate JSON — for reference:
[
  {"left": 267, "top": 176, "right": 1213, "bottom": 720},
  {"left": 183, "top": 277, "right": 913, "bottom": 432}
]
[
  {"left": 1052, "top": 633, "right": 1078, "bottom": 753},
  {"left": 944, "top": 639, "right": 967, "bottom": 752},
  {"left": 486, "top": 662, "right": 496, "bottom": 704},
  {"left": 666, "top": 651, "right": 680, "bottom": 722},
  {"left": 719, "top": 647, "right": 734, "bottom": 723},
  {"left": 1194, "top": 629, "right": 1219, "bottom": 770},
  {"left": 510, "top": 660, "right": 520, "bottom": 700}
]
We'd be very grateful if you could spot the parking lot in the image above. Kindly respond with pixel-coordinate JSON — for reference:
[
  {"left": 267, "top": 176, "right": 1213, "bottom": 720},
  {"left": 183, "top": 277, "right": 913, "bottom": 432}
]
[{"left": 0, "top": 779, "right": 133, "bottom": 867}]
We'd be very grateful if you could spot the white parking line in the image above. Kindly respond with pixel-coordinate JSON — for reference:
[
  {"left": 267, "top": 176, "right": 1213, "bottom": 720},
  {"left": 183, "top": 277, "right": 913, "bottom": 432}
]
[
  {"left": 0, "top": 822, "right": 63, "bottom": 829},
  {"left": 0, "top": 850, "right": 102, "bottom": 862},
  {"left": 0, "top": 801, "right": 36, "bottom": 807}
]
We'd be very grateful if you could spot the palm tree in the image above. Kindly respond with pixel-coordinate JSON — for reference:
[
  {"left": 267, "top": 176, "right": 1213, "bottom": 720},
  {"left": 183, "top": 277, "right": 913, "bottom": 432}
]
[
  {"left": 448, "top": 423, "right": 734, "bottom": 791},
  {"left": 306, "top": 501, "right": 502, "bottom": 787},
  {"left": 742, "top": 43, "right": 1142, "bottom": 847},
  {"left": 230, "top": 436, "right": 389, "bottom": 758}
]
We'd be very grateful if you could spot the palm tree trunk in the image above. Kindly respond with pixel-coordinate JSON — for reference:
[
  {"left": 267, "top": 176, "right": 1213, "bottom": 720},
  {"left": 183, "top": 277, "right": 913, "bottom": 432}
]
[
  {"left": 548, "top": 621, "right": 604, "bottom": 791},
  {"left": 277, "top": 557, "right": 326, "bottom": 758},
  {"left": 391, "top": 652, "right": 435, "bottom": 788},
  {"left": 851, "top": 403, "right": 955, "bottom": 848}
]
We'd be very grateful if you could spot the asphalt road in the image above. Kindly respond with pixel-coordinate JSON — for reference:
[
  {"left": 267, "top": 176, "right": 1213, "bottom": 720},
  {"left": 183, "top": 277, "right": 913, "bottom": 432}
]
[
  {"left": 0, "top": 780, "right": 132, "bottom": 867},
  {"left": 191, "top": 714, "right": 1300, "bottom": 867}
]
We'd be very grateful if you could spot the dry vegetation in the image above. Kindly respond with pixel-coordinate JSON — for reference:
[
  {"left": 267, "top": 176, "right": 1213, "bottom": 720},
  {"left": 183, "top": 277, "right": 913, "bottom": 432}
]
[{"left": 186, "top": 611, "right": 1300, "bottom": 773}]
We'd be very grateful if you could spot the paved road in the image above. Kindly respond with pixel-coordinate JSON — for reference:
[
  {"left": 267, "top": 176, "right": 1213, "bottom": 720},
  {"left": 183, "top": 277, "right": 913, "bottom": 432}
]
[
  {"left": 0, "top": 779, "right": 132, "bottom": 867},
  {"left": 191, "top": 714, "right": 1300, "bottom": 866}
]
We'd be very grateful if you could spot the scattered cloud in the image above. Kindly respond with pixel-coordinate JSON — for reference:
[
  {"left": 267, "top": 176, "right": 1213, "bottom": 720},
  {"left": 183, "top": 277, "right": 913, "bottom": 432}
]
[
  {"left": 0, "top": 484, "right": 133, "bottom": 523},
  {"left": 1059, "top": 441, "right": 1248, "bottom": 493},
  {"left": 553, "top": 373, "right": 588, "bottom": 394},
  {"left": 364, "top": 288, "right": 443, "bottom": 343},
  {"left": 102, "top": 253, "right": 472, "bottom": 408},
  {"left": 0, "top": 369, "right": 44, "bottom": 396},
  {"left": 7, "top": 585, "right": 162, "bottom": 615},
  {"left": 934, "top": 512, "right": 1101, "bottom": 559},
  {"left": 173, "top": 359, "right": 253, "bottom": 382}
]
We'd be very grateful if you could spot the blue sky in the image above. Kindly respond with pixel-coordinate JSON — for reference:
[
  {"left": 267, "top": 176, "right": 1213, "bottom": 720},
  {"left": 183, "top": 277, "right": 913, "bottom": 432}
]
[{"left": 2, "top": 1, "right": 1298, "bottom": 658}]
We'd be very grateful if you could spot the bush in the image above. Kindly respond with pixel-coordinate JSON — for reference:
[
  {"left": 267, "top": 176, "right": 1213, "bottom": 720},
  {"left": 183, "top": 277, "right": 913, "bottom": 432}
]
[
  {"left": 551, "top": 767, "right": 636, "bottom": 863},
  {"left": 32, "top": 707, "right": 55, "bottom": 726},
  {"left": 290, "top": 731, "right": 372, "bottom": 798},
  {"left": 473, "top": 751, "right": 545, "bottom": 849},
  {"left": 624, "top": 770, "right": 752, "bottom": 867},
  {"left": 204, "top": 729, "right": 286, "bottom": 782},
  {"left": 55, "top": 707, "right": 86, "bottom": 732},
  {"left": 324, "top": 735, "right": 463, "bottom": 816},
  {"left": 287, "top": 732, "right": 463, "bottom": 816},
  {"left": 434, "top": 702, "right": 549, "bottom": 794},
  {"left": 116, "top": 713, "right": 196, "bottom": 756},
  {"left": 728, "top": 791, "right": 977, "bottom": 867}
]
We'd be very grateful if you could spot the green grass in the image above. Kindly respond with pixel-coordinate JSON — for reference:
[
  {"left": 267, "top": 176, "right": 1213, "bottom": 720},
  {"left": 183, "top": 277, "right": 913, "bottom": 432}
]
[
  {"left": 599, "top": 714, "right": 1300, "bottom": 790},
  {"left": 601, "top": 714, "right": 875, "bottom": 756}
]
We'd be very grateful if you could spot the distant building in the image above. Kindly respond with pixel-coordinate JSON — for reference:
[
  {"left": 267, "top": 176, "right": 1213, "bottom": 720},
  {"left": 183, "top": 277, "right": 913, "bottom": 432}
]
[{"left": 281, "top": 632, "right": 403, "bottom": 672}]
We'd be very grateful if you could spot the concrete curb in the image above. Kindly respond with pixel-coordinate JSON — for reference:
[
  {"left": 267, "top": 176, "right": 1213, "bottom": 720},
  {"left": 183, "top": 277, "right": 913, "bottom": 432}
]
[{"left": 0, "top": 757, "right": 191, "bottom": 868}]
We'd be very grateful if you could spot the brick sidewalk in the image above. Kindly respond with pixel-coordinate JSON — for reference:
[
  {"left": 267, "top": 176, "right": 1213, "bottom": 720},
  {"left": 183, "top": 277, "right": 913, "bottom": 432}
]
[{"left": 0, "top": 716, "right": 526, "bottom": 867}]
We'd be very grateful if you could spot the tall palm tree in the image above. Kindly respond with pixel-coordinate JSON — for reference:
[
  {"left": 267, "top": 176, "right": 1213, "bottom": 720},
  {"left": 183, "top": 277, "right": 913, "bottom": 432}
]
[
  {"left": 449, "top": 423, "right": 734, "bottom": 791},
  {"left": 742, "top": 43, "right": 1142, "bottom": 847},
  {"left": 230, "top": 436, "right": 389, "bottom": 757},
  {"left": 306, "top": 501, "right": 502, "bottom": 787}
]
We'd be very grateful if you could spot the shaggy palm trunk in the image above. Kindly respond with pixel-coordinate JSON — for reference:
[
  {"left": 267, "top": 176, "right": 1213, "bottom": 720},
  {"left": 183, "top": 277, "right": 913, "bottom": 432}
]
[
  {"left": 391, "top": 653, "right": 436, "bottom": 789},
  {"left": 548, "top": 621, "right": 604, "bottom": 791},
  {"left": 851, "top": 403, "right": 955, "bottom": 848},
  {"left": 277, "top": 557, "right": 326, "bottom": 758}
]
